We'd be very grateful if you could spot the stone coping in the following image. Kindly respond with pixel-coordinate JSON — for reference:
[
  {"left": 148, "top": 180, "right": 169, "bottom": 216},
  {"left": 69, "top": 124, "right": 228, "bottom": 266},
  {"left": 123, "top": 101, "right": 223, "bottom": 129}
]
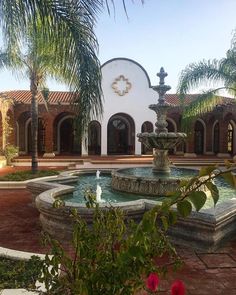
[
  {"left": 0, "top": 175, "right": 63, "bottom": 189},
  {"left": 0, "top": 246, "right": 45, "bottom": 261}
]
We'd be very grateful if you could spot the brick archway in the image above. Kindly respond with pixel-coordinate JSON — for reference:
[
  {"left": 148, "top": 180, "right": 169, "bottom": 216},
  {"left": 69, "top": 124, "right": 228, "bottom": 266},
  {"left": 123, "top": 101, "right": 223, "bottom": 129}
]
[{"left": 55, "top": 114, "right": 81, "bottom": 155}]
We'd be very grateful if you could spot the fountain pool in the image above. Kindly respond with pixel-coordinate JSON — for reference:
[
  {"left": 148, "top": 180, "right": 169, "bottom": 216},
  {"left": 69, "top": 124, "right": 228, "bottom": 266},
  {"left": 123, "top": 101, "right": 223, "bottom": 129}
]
[
  {"left": 61, "top": 169, "right": 235, "bottom": 208},
  {"left": 30, "top": 67, "right": 236, "bottom": 251},
  {"left": 29, "top": 168, "right": 236, "bottom": 251}
]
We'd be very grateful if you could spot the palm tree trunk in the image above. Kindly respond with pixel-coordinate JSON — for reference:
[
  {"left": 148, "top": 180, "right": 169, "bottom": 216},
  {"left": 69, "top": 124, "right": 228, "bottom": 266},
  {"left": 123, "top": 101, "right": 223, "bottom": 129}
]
[{"left": 30, "top": 76, "right": 39, "bottom": 173}]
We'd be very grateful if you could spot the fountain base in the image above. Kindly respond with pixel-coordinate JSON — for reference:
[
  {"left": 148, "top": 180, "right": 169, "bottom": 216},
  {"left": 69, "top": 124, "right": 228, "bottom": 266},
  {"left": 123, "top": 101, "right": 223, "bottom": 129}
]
[{"left": 111, "top": 168, "right": 181, "bottom": 196}]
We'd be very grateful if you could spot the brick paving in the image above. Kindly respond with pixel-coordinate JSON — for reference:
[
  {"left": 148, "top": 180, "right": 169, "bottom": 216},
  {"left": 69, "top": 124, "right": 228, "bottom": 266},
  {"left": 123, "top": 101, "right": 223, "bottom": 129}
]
[{"left": 0, "top": 164, "right": 236, "bottom": 294}]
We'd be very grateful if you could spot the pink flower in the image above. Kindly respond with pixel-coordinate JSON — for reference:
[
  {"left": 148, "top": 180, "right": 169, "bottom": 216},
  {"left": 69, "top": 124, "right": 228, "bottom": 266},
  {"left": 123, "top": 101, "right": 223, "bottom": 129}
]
[
  {"left": 171, "top": 280, "right": 185, "bottom": 295},
  {"left": 146, "top": 273, "right": 159, "bottom": 292}
]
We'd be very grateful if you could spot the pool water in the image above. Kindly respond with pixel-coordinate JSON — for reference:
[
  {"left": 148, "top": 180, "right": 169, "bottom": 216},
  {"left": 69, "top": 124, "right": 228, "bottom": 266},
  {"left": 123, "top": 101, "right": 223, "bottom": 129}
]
[
  {"left": 63, "top": 174, "right": 163, "bottom": 204},
  {"left": 62, "top": 170, "right": 236, "bottom": 208}
]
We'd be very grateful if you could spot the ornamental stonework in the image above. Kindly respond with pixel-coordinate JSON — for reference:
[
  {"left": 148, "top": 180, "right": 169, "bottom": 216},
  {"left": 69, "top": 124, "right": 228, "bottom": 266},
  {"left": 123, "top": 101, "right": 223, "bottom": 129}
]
[{"left": 112, "top": 75, "right": 132, "bottom": 96}]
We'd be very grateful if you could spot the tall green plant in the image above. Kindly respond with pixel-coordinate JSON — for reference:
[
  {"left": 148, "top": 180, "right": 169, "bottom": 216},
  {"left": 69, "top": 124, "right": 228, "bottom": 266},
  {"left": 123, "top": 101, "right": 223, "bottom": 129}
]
[
  {"left": 0, "top": 1, "right": 103, "bottom": 162},
  {"left": 177, "top": 30, "right": 236, "bottom": 132},
  {"left": 0, "top": 12, "right": 102, "bottom": 172}
]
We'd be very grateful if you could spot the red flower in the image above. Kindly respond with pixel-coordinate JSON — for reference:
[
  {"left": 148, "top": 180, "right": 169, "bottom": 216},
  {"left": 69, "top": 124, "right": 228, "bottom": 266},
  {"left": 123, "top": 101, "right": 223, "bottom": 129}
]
[
  {"left": 146, "top": 273, "right": 159, "bottom": 292},
  {"left": 171, "top": 280, "right": 185, "bottom": 295}
]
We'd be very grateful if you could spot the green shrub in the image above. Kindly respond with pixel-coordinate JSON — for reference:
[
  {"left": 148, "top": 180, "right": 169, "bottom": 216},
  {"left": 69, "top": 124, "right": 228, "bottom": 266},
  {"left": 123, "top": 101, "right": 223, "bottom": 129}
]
[
  {"left": 41, "top": 204, "right": 182, "bottom": 295},
  {"left": 2, "top": 144, "right": 19, "bottom": 165},
  {"left": 0, "top": 256, "right": 43, "bottom": 290},
  {"left": 0, "top": 169, "right": 59, "bottom": 181}
]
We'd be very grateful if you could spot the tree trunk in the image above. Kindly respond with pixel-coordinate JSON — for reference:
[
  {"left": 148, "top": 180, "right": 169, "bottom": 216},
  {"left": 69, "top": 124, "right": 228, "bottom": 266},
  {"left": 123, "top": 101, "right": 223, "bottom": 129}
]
[{"left": 30, "top": 76, "right": 39, "bottom": 173}]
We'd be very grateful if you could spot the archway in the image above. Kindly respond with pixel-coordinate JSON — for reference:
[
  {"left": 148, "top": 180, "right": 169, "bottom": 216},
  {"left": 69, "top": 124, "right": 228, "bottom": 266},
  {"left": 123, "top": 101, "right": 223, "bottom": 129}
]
[
  {"left": 107, "top": 113, "right": 135, "bottom": 155},
  {"left": 88, "top": 121, "right": 101, "bottom": 155},
  {"left": 167, "top": 119, "right": 176, "bottom": 154},
  {"left": 17, "top": 111, "right": 31, "bottom": 153},
  {"left": 194, "top": 120, "right": 205, "bottom": 155},
  {"left": 141, "top": 121, "right": 153, "bottom": 155},
  {"left": 213, "top": 121, "right": 220, "bottom": 154},
  {"left": 59, "top": 117, "right": 81, "bottom": 154}
]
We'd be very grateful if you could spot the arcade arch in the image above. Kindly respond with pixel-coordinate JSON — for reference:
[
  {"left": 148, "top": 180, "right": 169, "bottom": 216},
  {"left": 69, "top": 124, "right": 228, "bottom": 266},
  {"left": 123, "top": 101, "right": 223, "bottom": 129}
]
[{"left": 107, "top": 113, "right": 135, "bottom": 155}]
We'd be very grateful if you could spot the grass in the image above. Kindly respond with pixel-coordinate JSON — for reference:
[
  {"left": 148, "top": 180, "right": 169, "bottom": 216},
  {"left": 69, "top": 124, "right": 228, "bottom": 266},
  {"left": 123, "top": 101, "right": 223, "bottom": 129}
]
[
  {"left": 0, "top": 170, "right": 60, "bottom": 181},
  {"left": 0, "top": 256, "right": 43, "bottom": 290}
]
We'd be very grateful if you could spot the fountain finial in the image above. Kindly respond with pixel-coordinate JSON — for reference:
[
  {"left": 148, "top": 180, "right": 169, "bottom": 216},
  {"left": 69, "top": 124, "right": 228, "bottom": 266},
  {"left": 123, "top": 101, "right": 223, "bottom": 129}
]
[
  {"left": 157, "top": 67, "right": 168, "bottom": 85},
  {"left": 152, "top": 67, "right": 171, "bottom": 104}
]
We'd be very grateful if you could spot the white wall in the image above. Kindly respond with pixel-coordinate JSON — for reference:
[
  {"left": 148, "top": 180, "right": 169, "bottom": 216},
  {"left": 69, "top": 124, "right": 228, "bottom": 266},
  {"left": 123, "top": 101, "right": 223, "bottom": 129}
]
[{"left": 99, "top": 58, "right": 158, "bottom": 155}]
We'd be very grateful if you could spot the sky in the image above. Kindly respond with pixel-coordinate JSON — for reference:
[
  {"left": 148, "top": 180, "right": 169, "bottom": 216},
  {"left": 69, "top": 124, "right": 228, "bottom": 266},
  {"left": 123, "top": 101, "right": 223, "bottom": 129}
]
[{"left": 0, "top": 0, "right": 236, "bottom": 93}]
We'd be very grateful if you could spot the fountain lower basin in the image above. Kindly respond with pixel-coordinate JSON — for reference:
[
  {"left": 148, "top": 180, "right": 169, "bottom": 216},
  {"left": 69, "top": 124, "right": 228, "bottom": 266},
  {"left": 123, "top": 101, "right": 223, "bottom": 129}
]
[
  {"left": 29, "top": 169, "right": 236, "bottom": 252},
  {"left": 111, "top": 167, "right": 195, "bottom": 196}
]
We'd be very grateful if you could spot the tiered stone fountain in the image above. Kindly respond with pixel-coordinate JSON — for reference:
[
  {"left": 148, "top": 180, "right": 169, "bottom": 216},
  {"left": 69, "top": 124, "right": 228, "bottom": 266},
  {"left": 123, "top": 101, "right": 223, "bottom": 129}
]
[
  {"left": 32, "top": 67, "right": 236, "bottom": 251},
  {"left": 111, "top": 68, "right": 187, "bottom": 196}
]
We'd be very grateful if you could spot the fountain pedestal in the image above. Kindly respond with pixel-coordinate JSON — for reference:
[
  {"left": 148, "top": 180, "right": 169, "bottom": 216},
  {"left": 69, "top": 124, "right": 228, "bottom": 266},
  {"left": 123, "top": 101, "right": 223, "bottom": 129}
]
[{"left": 153, "top": 149, "right": 170, "bottom": 173}]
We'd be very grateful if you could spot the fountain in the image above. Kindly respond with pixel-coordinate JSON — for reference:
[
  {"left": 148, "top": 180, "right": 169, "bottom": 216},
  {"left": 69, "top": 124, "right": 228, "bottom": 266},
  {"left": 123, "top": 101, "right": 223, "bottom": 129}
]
[
  {"left": 96, "top": 184, "right": 103, "bottom": 203},
  {"left": 138, "top": 67, "right": 186, "bottom": 173},
  {"left": 112, "top": 68, "right": 187, "bottom": 196},
  {"left": 31, "top": 67, "right": 236, "bottom": 251},
  {"left": 96, "top": 170, "right": 101, "bottom": 179}
]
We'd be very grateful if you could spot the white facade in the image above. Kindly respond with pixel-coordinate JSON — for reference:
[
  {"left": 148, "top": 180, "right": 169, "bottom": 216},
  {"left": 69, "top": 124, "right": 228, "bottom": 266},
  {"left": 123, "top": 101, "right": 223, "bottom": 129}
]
[{"left": 89, "top": 57, "right": 158, "bottom": 156}]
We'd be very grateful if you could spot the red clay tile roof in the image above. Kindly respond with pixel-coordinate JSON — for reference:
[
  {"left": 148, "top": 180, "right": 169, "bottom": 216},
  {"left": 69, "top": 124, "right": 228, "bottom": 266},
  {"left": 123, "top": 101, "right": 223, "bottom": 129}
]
[
  {"left": 0, "top": 90, "right": 75, "bottom": 104},
  {"left": 0, "top": 90, "right": 234, "bottom": 106}
]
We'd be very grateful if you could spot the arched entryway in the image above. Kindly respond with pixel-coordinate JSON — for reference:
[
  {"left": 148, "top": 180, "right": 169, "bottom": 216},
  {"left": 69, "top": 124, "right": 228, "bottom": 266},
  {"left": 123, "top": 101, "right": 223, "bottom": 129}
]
[
  {"left": 213, "top": 121, "right": 220, "bottom": 154},
  {"left": 141, "top": 121, "right": 153, "bottom": 155},
  {"left": 88, "top": 121, "right": 101, "bottom": 155},
  {"left": 194, "top": 120, "right": 205, "bottom": 155},
  {"left": 27, "top": 118, "right": 46, "bottom": 154},
  {"left": 107, "top": 113, "right": 135, "bottom": 155},
  {"left": 58, "top": 117, "right": 81, "bottom": 154}
]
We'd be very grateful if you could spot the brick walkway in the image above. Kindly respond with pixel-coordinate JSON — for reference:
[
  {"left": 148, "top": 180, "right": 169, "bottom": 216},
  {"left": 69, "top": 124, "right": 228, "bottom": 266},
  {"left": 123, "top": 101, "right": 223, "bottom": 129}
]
[{"left": 0, "top": 188, "right": 236, "bottom": 294}]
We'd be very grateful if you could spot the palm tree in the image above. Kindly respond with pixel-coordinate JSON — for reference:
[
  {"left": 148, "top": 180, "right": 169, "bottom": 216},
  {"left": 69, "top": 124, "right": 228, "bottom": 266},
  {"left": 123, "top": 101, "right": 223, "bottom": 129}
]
[
  {"left": 0, "top": 0, "right": 144, "bottom": 140},
  {"left": 0, "top": 0, "right": 103, "bottom": 136},
  {"left": 0, "top": 17, "right": 97, "bottom": 172},
  {"left": 177, "top": 32, "right": 236, "bottom": 131}
]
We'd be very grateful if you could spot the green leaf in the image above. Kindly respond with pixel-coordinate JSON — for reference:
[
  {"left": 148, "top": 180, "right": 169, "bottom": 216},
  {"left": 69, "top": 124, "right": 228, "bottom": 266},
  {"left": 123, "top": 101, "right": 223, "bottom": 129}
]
[
  {"left": 222, "top": 172, "right": 236, "bottom": 187},
  {"left": 161, "top": 216, "right": 169, "bottom": 231},
  {"left": 179, "top": 179, "right": 189, "bottom": 188},
  {"left": 199, "top": 166, "right": 217, "bottom": 177},
  {"left": 53, "top": 199, "right": 65, "bottom": 208},
  {"left": 206, "top": 182, "right": 219, "bottom": 206},
  {"left": 168, "top": 211, "right": 177, "bottom": 225},
  {"left": 177, "top": 200, "right": 192, "bottom": 217},
  {"left": 188, "top": 191, "right": 207, "bottom": 211}
]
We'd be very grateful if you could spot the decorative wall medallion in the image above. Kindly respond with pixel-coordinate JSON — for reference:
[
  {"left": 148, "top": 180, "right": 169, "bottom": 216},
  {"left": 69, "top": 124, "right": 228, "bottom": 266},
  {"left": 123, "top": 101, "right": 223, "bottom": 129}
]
[{"left": 112, "top": 75, "right": 132, "bottom": 96}]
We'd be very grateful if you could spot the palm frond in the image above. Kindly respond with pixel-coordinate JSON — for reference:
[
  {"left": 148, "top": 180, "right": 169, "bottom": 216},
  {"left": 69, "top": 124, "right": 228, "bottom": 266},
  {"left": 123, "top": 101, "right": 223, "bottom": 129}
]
[
  {"left": 1, "top": 0, "right": 103, "bottom": 136},
  {"left": 180, "top": 89, "right": 226, "bottom": 133}
]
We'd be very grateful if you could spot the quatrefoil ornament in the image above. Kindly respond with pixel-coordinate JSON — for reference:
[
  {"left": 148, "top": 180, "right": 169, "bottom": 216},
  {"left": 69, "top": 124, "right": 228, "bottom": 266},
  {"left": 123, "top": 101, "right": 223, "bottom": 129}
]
[{"left": 112, "top": 75, "right": 132, "bottom": 96}]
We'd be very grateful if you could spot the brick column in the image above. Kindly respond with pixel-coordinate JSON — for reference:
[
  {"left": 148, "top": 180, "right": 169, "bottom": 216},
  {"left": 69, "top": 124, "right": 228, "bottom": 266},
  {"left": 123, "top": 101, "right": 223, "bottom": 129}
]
[
  {"left": 205, "top": 122, "right": 214, "bottom": 155},
  {"left": 217, "top": 120, "right": 230, "bottom": 158},
  {"left": 184, "top": 122, "right": 196, "bottom": 157}
]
